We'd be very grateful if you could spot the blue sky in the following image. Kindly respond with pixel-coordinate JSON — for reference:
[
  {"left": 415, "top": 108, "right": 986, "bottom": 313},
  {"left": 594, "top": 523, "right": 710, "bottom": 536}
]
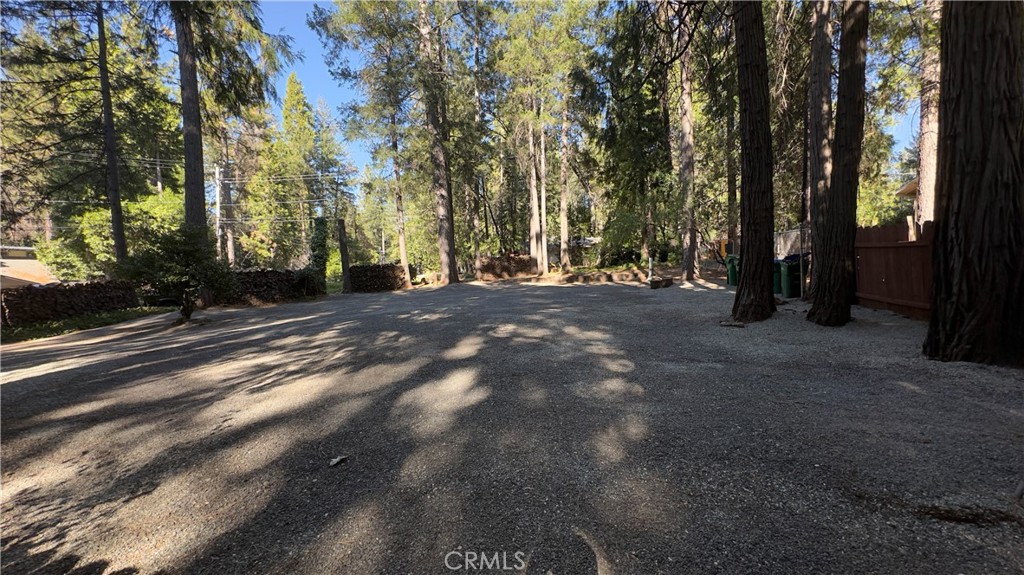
[
  {"left": 260, "top": 1, "right": 917, "bottom": 178},
  {"left": 261, "top": 1, "right": 372, "bottom": 172}
]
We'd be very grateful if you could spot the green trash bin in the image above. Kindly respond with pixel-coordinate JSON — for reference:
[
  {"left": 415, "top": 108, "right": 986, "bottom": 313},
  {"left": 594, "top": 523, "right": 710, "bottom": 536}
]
[
  {"left": 780, "top": 260, "right": 804, "bottom": 298},
  {"left": 726, "top": 255, "right": 739, "bottom": 286},
  {"left": 773, "top": 260, "right": 783, "bottom": 294}
]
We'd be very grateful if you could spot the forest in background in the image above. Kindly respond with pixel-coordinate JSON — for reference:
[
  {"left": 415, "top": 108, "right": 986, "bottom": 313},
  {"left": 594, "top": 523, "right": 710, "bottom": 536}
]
[
  {"left": 4, "top": 0, "right": 1021, "bottom": 365},
  {"left": 2, "top": 0, "right": 926, "bottom": 280}
]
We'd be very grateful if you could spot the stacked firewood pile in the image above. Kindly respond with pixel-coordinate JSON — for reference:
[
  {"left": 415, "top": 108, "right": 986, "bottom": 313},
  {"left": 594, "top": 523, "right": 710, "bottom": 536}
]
[
  {"left": 350, "top": 264, "right": 406, "bottom": 292},
  {"left": 1, "top": 281, "right": 138, "bottom": 327},
  {"left": 478, "top": 255, "right": 534, "bottom": 280},
  {"left": 223, "top": 270, "right": 304, "bottom": 305}
]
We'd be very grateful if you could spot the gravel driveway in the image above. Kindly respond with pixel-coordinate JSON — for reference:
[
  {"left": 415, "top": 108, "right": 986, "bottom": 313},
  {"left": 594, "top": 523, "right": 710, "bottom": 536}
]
[{"left": 2, "top": 279, "right": 1022, "bottom": 574}]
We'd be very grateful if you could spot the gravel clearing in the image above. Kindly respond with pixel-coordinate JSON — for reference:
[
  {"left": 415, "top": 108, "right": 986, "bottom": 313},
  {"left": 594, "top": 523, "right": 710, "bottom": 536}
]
[{"left": 2, "top": 278, "right": 1022, "bottom": 574}]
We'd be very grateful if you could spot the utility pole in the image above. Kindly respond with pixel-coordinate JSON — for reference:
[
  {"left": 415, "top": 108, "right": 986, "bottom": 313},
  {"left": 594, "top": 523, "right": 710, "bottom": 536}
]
[{"left": 156, "top": 152, "right": 163, "bottom": 196}]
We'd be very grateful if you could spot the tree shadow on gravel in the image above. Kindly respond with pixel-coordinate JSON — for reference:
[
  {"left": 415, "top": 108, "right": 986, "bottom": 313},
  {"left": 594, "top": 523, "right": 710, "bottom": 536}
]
[{"left": 2, "top": 282, "right": 1022, "bottom": 574}]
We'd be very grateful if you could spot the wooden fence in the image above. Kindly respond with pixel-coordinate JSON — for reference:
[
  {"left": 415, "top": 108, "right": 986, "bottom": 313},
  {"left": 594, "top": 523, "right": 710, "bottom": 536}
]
[{"left": 854, "top": 222, "right": 933, "bottom": 320}]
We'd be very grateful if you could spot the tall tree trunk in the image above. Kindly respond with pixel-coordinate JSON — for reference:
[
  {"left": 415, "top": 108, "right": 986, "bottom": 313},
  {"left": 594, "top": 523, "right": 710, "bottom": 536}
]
[
  {"left": 539, "top": 105, "right": 549, "bottom": 274},
  {"left": 923, "top": 2, "right": 1024, "bottom": 366},
  {"left": 528, "top": 102, "right": 541, "bottom": 273},
  {"left": 171, "top": 4, "right": 206, "bottom": 233},
  {"left": 417, "top": 0, "right": 458, "bottom": 284},
  {"left": 559, "top": 110, "right": 571, "bottom": 272},
  {"left": 392, "top": 120, "right": 412, "bottom": 287},
  {"left": 807, "top": 0, "right": 868, "bottom": 327},
  {"left": 726, "top": 101, "right": 738, "bottom": 244},
  {"left": 807, "top": 0, "right": 834, "bottom": 300},
  {"left": 731, "top": 1, "right": 776, "bottom": 323},
  {"left": 677, "top": 23, "right": 697, "bottom": 281},
  {"left": 95, "top": 1, "right": 126, "bottom": 263},
  {"left": 916, "top": 0, "right": 941, "bottom": 228}
]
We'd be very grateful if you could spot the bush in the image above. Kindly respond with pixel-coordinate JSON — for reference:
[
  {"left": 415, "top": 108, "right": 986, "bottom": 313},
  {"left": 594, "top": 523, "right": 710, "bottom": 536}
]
[
  {"left": 350, "top": 264, "right": 406, "bottom": 292},
  {"left": 117, "top": 226, "right": 234, "bottom": 320}
]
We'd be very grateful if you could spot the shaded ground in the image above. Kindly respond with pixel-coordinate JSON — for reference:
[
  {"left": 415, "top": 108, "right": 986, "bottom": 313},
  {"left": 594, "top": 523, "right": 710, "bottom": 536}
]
[{"left": 2, "top": 279, "right": 1022, "bottom": 574}]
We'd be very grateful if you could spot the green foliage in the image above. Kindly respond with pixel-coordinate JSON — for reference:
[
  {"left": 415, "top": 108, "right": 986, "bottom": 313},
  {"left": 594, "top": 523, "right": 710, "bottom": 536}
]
[
  {"left": 118, "top": 226, "right": 235, "bottom": 320},
  {"left": 35, "top": 237, "right": 101, "bottom": 282}
]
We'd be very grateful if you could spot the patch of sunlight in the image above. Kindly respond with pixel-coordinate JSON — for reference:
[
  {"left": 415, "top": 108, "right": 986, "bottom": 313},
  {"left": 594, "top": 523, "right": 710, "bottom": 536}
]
[
  {"left": 897, "top": 381, "right": 925, "bottom": 394},
  {"left": 574, "top": 377, "right": 645, "bottom": 401},
  {"left": 443, "top": 334, "right": 486, "bottom": 360},
  {"left": 594, "top": 472, "right": 687, "bottom": 534},
  {"left": 399, "top": 432, "right": 468, "bottom": 485},
  {"left": 390, "top": 368, "right": 489, "bottom": 438},
  {"left": 518, "top": 382, "right": 549, "bottom": 406},
  {"left": 100, "top": 467, "right": 284, "bottom": 572},
  {"left": 590, "top": 414, "right": 649, "bottom": 466},
  {"left": 678, "top": 278, "right": 726, "bottom": 291},
  {"left": 562, "top": 325, "right": 611, "bottom": 340},
  {"left": 600, "top": 357, "right": 636, "bottom": 373},
  {"left": 288, "top": 501, "right": 391, "bottom": 574}
]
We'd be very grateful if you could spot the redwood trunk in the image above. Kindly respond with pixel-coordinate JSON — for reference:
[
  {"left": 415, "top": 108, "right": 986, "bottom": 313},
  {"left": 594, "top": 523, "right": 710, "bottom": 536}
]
[
  {"left": 923, "top": 2, "right": 1024, "bottom": 366},
  {"left": 731, "top": 1, "right": 776, "bottom": 323},
  {"left": 678, "top": 26, "right": 697, "bottom": 280},
  {"left": 807, "top": 0, "right": 833, "bottom": 300},
  {"left": 538, "top": 106, "right": 549, "bottom": 274},
  {"left": 807, "top": 0, "right": 868, "bottom": 327}
]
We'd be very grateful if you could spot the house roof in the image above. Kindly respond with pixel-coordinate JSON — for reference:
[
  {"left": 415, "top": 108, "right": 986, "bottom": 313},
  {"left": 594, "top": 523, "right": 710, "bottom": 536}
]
[
  {"left": 0, "top": 258, "right": 59, "bottom": 289},
  {"left": 896, "top": 178, "right": 919, "bottom": 197}
]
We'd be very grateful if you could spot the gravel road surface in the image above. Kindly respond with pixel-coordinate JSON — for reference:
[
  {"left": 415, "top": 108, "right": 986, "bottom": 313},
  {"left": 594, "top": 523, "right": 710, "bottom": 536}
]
[{"left": 2, "top": 279, "right": 1022, "bottom": 574}]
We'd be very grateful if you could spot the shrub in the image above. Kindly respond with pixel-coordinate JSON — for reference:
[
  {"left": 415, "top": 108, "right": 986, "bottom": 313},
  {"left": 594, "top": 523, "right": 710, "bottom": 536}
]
[{"left": 118, "top": 226, "right": 234, "bottom": 320}]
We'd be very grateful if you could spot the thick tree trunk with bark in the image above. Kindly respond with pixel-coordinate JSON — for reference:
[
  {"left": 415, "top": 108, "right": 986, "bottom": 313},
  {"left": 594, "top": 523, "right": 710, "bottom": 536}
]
[
  {"left": 916, "top": 0, "right": 941, "bottom": 228},
  {"left": 559, "top": 111, "right": 571, "bottom": 272},
  {"left": 807, "top": 0, "right": 833, "bottom": 300},
  {"left": 417, "top": 0, "right": 458, "bottom": 284},
  {"left": 96, "top": 1, "right": 126, "bottom": 264},
  {"left": 220, "top": 137, "right": 236, "bottom": 266},
  {"left": 731, "top": 1, "right": 776, "bottom": 323},
  {"left": 808, "top": 0, "right": 868, "bottom": 327},
  {"left": 923, "top": 2, "right": 1024, "bottom": 366},
  {"left": 171, "top": 4, "right": 207, "bottom": 233}
]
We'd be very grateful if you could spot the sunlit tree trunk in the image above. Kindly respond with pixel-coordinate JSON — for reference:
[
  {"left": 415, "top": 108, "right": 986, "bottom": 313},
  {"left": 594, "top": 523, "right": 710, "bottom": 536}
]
[
  {"left": 539, "top": 104, "right": 549, "bottom": 274},
  {"left": 923, "top": 1, "right": 1024, "bottom": 366},
  {"left": 677, "top": 20, "right": 697, "bottom": 281},
  {"left": 417, "top": 0, "right": 458, "bottom": 284},
  {"left": 807, "top": 0, "right": 833, "bottom": 300},
  {"left": 731, "top": 0, "right": 776, "bottom": 323},
  {"left": 559, "top": 110, "right": 571, "bottom": 272},
  {"left": 527, "top": 101, "right": 541, "bottom": 274},
  {"left": 916, "top": 0, "right": 940, "bottom": 228},
  {"left": 807, "top": 0, "right": 868, "bottom": 327},
  {"left": 391, "top": 119, "right": 412, "bottom": 287}
]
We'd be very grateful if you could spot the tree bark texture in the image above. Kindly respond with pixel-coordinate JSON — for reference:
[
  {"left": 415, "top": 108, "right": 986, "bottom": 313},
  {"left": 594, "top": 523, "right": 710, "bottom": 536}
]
[
  {"left": 731, "top": 1, "right": 776, "bottom": 323},
  {"left": 807, "top": 0, "right": 833, "bottom": 300},
  {"left": 808, "top": 0, "right": 868, "bottom": 327},
  {"left": 923, "top": 1, "right": 1024, "bottom": 366}
]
